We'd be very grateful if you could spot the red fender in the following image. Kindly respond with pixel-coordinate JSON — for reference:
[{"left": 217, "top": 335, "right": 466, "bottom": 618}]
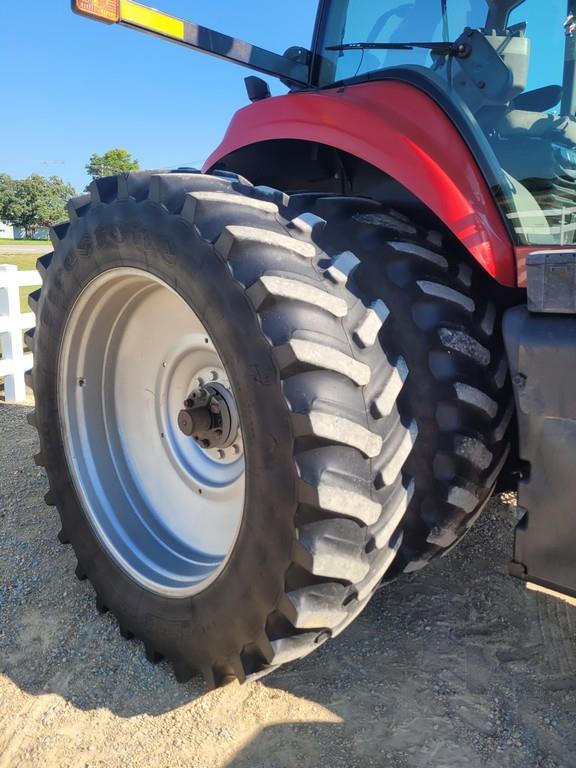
[{"left": 204, "top": 81, "right": 516, "bottom": 287}]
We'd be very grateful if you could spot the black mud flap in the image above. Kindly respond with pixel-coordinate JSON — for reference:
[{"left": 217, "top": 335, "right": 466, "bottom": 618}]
[{"left": 503, "top": 306, "right": 576, "bottom": 601}]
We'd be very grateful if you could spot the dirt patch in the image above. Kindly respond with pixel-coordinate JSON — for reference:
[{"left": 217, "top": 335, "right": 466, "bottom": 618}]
[
  {"left": 1, "top": 403, "right": 575, "bottom": 768},
  {"left": 0, "top": 244, "right": 49, "bottom": 257}
]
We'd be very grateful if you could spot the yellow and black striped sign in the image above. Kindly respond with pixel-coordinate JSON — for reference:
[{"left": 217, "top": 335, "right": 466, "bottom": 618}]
[
  {"left": 120, "top": 1, "right": 184, "bottom": 40},
  {"left": 72, "top": 0, "right": 309, "bottom": 86},
  {"left": 73, "top": 0, "right": 184, "bottom": 36}
]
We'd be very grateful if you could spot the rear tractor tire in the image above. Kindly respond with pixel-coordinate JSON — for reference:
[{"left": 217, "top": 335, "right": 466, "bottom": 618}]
[
  {"left": 28, "top": 171, "right": 415, "bottom": 687},
  {"left": 284, "top": 194, "right": 514, "bottom": 574},
  {"left": 29, "top": 173, "right": 514, "bottom": 686}
]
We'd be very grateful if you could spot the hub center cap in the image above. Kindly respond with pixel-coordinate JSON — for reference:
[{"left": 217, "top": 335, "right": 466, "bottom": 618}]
[{"left": 178, "top": 383, "right": 240, "bottom": 450}]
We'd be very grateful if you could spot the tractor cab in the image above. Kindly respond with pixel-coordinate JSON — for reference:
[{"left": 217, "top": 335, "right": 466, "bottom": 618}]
[{"left": 315, "top": 0, "right": 576, "bottom": 245}]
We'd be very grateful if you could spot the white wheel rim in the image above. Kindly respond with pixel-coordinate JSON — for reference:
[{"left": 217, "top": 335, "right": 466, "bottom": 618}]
[{"left": 58, "top": 268, "right": 246, "bottom": 597}]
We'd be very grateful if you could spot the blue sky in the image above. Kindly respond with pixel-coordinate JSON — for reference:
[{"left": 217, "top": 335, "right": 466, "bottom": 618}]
[
  {"left": 0, "top": 1, "right": 565, "bottom": 192},
  {"left": 0, "top": 1, "right": 317, "bottom": 191}
]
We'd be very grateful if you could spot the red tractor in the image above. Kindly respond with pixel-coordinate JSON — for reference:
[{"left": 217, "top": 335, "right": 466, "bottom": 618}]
[{"left": 28, "top": 0, "right": 576, "bottom": 687}]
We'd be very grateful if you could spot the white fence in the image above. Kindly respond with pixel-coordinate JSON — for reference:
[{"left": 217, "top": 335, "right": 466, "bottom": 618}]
[{"left": 0, "top": 265, "right": 41, "bottom": 403}]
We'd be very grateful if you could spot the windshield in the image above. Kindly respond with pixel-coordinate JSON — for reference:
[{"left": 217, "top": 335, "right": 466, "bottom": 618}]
[
  {"left": 317, "top": 1, "right": 576, "bottom": 247},
  {"left": 318, "top": 0, "right": 488, "bottom": 82}
]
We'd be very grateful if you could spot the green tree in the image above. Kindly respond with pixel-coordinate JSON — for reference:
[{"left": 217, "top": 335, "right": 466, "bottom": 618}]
[
  {"left": 0, "top": 174, "right": 76, "bottom": 238},
  {"left": 0, "top": 174, "right": 15, "bottom": 217},
  {"left": 86, "top": 148, "right": 140, "bottom": 180}
]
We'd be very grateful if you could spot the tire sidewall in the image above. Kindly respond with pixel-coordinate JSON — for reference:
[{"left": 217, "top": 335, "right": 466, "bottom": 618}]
[{"left": 35, "top": 199, "right": 297, "bottom": 666}]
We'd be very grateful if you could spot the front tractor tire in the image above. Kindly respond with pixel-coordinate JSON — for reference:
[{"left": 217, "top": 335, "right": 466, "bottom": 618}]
[{"left": 28, "top": 172, "right": 415, "bottom": 687}]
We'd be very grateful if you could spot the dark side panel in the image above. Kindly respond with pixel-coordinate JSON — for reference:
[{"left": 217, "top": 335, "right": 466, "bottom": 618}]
[{"left": 504, "top": 306, "right": 576, "bottom": 600}]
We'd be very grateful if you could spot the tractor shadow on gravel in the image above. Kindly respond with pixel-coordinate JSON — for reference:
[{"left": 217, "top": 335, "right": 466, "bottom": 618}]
[{"left": 2, "top": 404, "right": 576, "bottom": 766}]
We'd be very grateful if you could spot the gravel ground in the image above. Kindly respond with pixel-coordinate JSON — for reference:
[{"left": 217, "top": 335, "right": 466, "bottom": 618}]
[{"left": 1, "top": 402, "right": 575, "bottom": 768}]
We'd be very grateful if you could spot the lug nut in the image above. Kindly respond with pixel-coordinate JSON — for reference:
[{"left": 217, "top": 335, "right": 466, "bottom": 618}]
[{"left": 513, "top": 373, "right": 527, "bottom": 389}]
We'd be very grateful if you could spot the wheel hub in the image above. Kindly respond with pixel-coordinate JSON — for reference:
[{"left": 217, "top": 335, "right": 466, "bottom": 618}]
[{"left": 178, "top": 382, "right": 240, "bottom": 451}]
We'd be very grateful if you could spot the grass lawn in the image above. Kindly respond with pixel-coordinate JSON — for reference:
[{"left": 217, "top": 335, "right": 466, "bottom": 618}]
[
  {"left": 0, "top": 252, "right": 39, "bottom": 270},
  {"left": 0, "top": 244, "right": 43, "bottom": 395},
  {"left": 0, "top": 251, "right": 43, "bottom": 313}
]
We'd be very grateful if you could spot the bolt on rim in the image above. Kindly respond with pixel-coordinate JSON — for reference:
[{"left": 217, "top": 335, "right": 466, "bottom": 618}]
[{"left": 57, "top": 268, "right": 246, "bottom": 597}]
